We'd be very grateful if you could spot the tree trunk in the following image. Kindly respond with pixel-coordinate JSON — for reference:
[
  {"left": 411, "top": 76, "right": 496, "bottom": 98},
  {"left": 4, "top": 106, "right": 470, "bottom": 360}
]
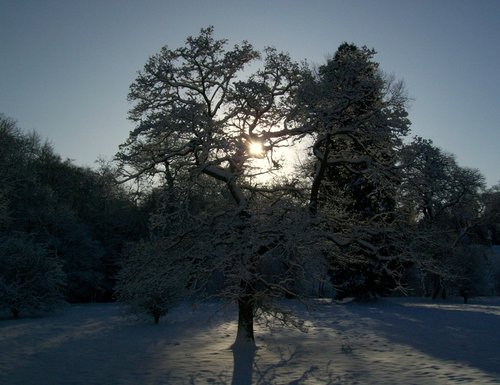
[
  {"left": 11, "top": 307, "right": 19, "bottom": 319},
  {"left": 309, "top": 136, "right": 331, "bottom": 216},
  {"left": 234, "top": 279, "right": 256, "bottom": 347},
  {"left": 235, "top": 296, "right": 255, "bottom": 345},
  {"left": 432, "top": 274, "right": 446, "bottom": 300},
  {"left": 152, "top": 309, "right": 161, "bottom": 324}
]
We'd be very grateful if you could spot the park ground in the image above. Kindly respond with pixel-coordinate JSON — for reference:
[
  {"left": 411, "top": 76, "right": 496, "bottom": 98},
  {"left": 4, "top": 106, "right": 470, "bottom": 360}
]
[{"left": 1, "top": 297, "right": 499, "bottom": 385}]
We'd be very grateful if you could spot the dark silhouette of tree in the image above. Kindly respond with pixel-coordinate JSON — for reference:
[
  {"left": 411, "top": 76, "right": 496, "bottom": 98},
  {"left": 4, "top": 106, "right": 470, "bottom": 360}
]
[
  {"left": 296, "top": 44, "right": 411, "bottom": 300},
  {"left": 0, "top": 232, "right": 65, "bottom": 318},
  {"left": 399, "top": 137, "right": 486, "bottom": 298},
  {"left": 116, "top": 27, "right": 315, "bottom": 345},
  {"left": 0, "top": 114, "right": 143, "bottom": 305}
]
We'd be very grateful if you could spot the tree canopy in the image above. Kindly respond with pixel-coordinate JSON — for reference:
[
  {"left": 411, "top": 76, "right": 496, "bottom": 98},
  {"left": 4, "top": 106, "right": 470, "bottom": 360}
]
[
  {"left": 116, "top": 28, "right": 417, "bottom": 341},
  {"left": 0, "top": 114, "right": 144, "bottom": 311},
  {"left": 1, "top": 27, "right": 496, "bottom": 333}
]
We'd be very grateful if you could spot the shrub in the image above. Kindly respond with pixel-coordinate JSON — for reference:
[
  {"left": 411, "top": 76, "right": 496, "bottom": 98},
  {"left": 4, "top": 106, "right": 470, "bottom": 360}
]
[{"left": 115, "top": 240, "right": 188, "bottom": 323}]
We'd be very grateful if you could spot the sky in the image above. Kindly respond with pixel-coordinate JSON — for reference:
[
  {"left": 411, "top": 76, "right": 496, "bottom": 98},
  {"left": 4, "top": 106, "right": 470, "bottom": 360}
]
[{"left": 1, "top": 0, "right": 499, "bottom": 187}]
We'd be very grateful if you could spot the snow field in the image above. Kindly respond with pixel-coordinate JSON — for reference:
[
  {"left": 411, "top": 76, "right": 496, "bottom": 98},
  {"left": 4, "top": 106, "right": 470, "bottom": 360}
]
[{"left": 0, "top": 298, "right": 499, "bottom": 384}]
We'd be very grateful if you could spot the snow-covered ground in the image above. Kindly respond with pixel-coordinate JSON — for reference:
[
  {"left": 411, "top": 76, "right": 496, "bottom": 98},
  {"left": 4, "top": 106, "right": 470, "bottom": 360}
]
[{"left": 1, "top": 297, "right": 499, "bottom": 385}]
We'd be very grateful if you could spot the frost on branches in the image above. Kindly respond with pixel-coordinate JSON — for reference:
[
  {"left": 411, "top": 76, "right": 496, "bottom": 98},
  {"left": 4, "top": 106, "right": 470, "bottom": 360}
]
[
  {"left": 116, "top": 27, "right": 316, "bottom": 344},
  {"left": 115, "top": 28, "right": 412, "bottom": 345},
  {"left": 115, "top": 239, "right": 190, "bottom": 323},
  {"left": 399, "top": 137, "right": 487, "bottom": 299},
  {"left": 296, "top": 43, "right": 412, "bottom": 300}
]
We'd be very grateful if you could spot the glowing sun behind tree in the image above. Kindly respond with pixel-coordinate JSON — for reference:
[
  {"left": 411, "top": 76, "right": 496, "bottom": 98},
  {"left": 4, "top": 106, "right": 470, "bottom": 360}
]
[{"left": 247, "top": 140, "right": 265, "bottom": 157}]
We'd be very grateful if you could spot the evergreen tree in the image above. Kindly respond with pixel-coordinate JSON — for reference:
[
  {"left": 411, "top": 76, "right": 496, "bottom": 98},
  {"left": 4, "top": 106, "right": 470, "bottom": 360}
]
[{"left": 298, "top": 44, "right": 411, "bottom": 299}]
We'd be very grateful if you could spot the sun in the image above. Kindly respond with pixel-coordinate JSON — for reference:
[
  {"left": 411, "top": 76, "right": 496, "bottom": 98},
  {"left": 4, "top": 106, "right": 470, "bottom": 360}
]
[{"left": 248, "top": 140, "right": 265, "bottom": 157}]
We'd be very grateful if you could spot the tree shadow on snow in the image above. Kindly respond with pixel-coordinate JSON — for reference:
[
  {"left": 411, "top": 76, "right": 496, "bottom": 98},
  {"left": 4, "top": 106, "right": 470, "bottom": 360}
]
[
  {"left": 190, "top": 343, "right": 350, "bottom": 385},
  {"left": 342, "top": 299, "right": 500, "bottom": 377}
]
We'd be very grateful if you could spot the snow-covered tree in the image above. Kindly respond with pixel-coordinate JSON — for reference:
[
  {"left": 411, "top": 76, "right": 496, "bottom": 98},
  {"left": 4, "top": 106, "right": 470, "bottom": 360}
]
[
  {"left": 0, "top": 233, "right": 66, "bottom": 318},
  {"left": 0, "top": 114, "right": 141, "bottom": 303},
  {"left": 116, "top": 27, "right": 313, "bottom": 345},
  {"left": 0, "top": 115, "right": 31, "bottom": 232},
  {"left": 399, "top": 137, "right": 486, "bottom": 298},
  {"left": 481, "top": 183, "right": 500, "bottom": 246},
  {"left": 400, "top": 137, "right": 484, "bottom": 225},
  {"left": 194, "top": 199, "right": 324, "bottom": 341},
  {"left": 296, "top": 43, "right": 411, "bottom": 299},
  {"left": 115, "top": 238, "right": 189, "bottom": 323}
]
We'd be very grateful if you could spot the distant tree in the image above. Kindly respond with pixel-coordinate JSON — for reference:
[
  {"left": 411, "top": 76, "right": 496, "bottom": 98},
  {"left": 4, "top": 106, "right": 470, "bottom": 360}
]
[
  {"left": 116, "top": 27, "right": 314, "bottom": 345},
  {"left": 0, "top": 115, "right": 37, "bottom": 232},
  {"left": 481, "top": 184, "right": 500, "bottom": 295},
  {"left": 482, "top": 183, "right": 500, "bottom": 245},
  {"left": 400, "top": 137, "right": 484, "bottom": 226},
  {"left": 0, "top": 233, "right": 66, "bottom": 318},
  {"left": 0, "top": 186, "right": 9, "bottom": 231},
  {"left": 41, "top": 207, "right": 106, "bottom": 303},
  {"left": 91, "top": 160, "right": 149, "bottom": 299},
  {"left": 0, "top": 114, "right": 144, "bottom": 303},
  {"left": 32, "top": 153, "right": 144, "bottom": 302},
  {"left": 8, "top": 143, "right": 108, "bottom": 302},
  {"left": 296, "top": 43, "right": 411, "bottom": 300},
  {"left": 399, "top": 137, "right": 486, "bottom": 298}
]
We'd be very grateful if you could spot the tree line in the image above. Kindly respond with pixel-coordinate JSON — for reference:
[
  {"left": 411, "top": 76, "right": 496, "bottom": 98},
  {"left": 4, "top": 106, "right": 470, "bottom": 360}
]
[
  {"left": 0, "top": 115, "right": 148, "bottom": 316},
  {"left": 1, "top": 28, "right": 499, "bottom": 346}
]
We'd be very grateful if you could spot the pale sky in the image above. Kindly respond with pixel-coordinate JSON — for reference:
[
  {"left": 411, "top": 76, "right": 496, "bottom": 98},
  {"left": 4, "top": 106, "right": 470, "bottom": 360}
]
[{"left": 1, "top": 0, "right": 499, "bottom": 186}]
